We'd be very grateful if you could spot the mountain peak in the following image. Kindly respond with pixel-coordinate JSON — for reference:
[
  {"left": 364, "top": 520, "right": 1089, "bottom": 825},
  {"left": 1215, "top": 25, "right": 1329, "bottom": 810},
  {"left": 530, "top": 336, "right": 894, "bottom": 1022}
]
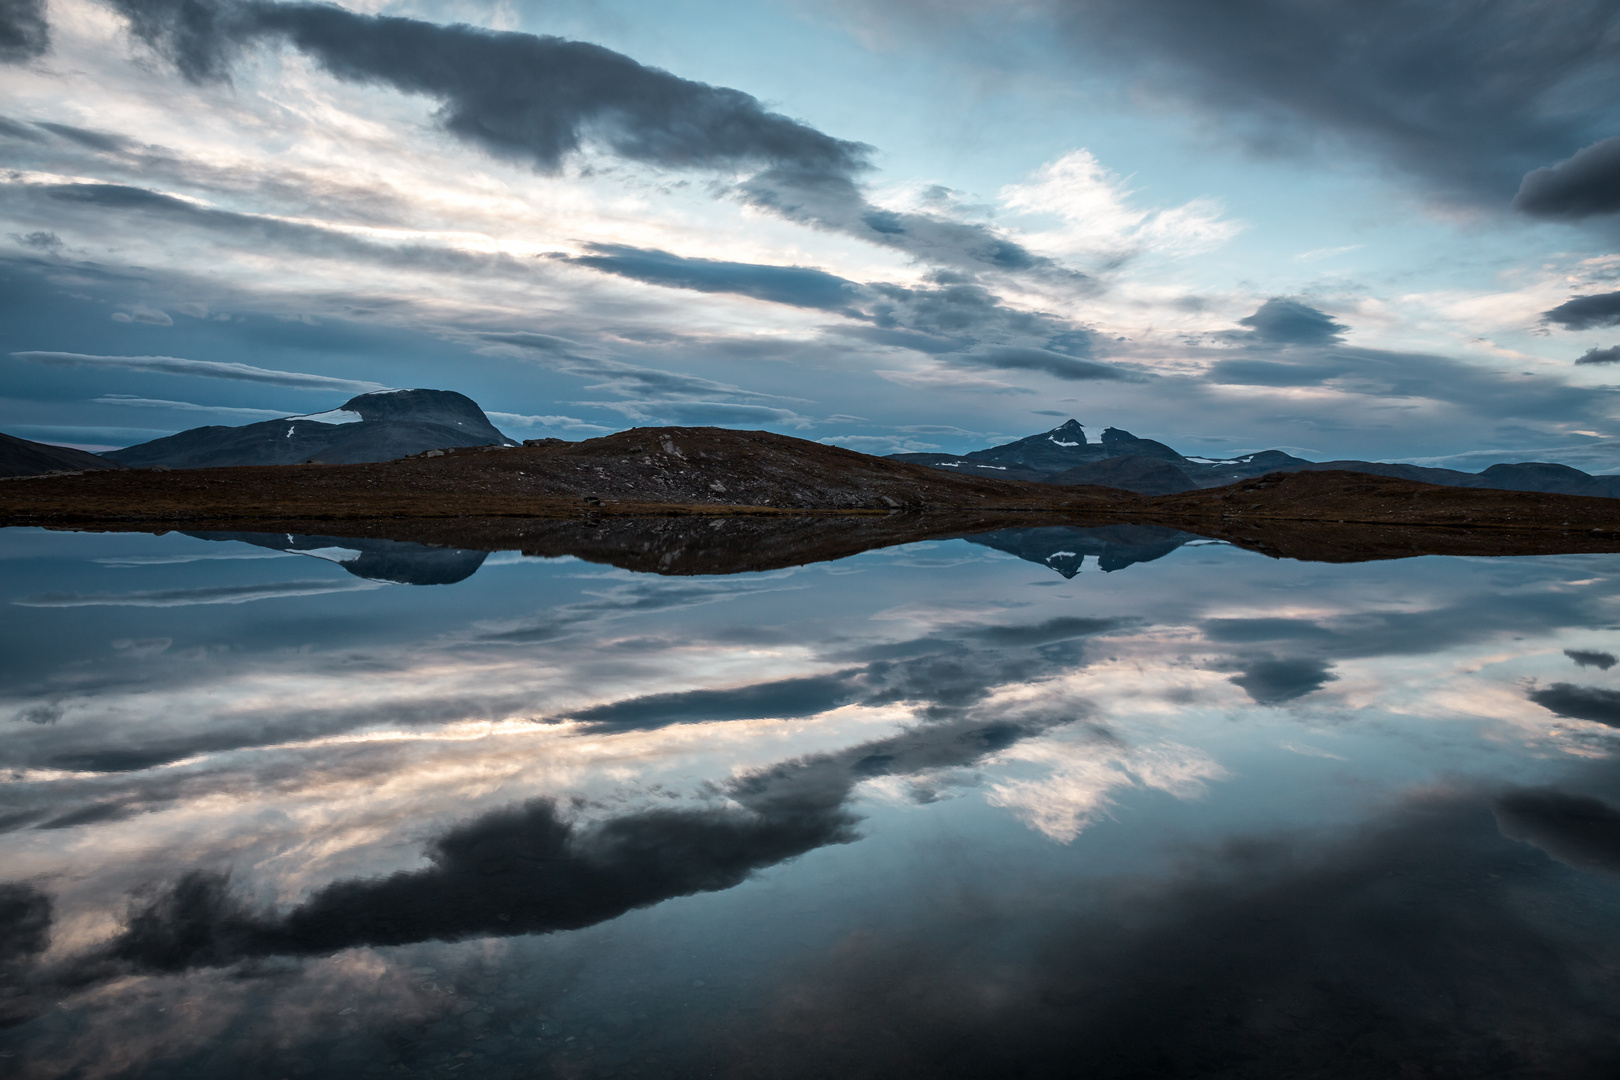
[{"left": 1046, "top": 419, "right": 1087, "bottom": 446}]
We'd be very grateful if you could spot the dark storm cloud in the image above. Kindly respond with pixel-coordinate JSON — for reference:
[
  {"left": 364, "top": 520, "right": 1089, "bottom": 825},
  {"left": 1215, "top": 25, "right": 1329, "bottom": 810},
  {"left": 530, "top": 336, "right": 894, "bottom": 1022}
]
[
  {"left": 553, "top": 245, "right": 1104, "bottom": 372},
  {"left": 0, "top": 882, "right": 51, "bottom": 961},
  {"left": 96, "top": 703, "right": 1075, "bottom": 970},
  {"left": 556, "top": 244, "right": 864, "bottom": 312},
  {"left": 1228, "top": 297, "right": 1346, "bottom": 347},
  {"left": 1576, "top": 346, "right": 1620, "bottom": 366},
  {"left": 984, "top": 0, "right": 1620, "bottom": 206},
  {"left": 114, "top": 0, "right": 866, "bottom": 172},
  {"left": 1494, "top": 789, "right": 1620, "bottom": 876},
  {"left": 1228, "top": 656, "right": 1336, "bottom": 704},
  {"left": 1515, "top": 136, "right": 1620, "bottom": 220},
  {"left": 962, "top": 345, "right": 1127, "bottom": 382},
  {"left": 1565, "top": 648, "right": 1618, "bottom": 670},
  {"left": 103, "top": 797, "right": 858, "bottom": 969},
  {"left": 1206, "top": 299, "right": 1608, "bottom": 423},
  {"left": 0, "top": 0, "right": 49, "bottom": 63},
  {"left": 1203, "top": 589, "right": 1611, "bottom": 708},
  {"left": 1543, "top": 292, "right": 1620, "bottom": 331},
  {"left": 559, "top": 613, "right": 1124, "bottom": 736},
  {"left": 107, "top": 0, "right": 1054, "bottom": 274},
  {"left": 564, "top": 674, "right": 862, "bottom": 731},
  {"left": 1527, "top": 682, "right": 1620, "bottom": 727}
]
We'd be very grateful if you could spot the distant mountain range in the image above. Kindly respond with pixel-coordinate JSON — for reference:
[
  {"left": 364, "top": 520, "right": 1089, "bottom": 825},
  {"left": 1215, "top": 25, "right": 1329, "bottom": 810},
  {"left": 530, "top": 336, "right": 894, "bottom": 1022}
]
[
  {"left": 101, "top": 389, "right": 514, "bottom": 469},
  {"left": 891, "top": 419, "right": 1620, "bottom": 498},
  {"left": 4, "top": 397, "right": 1618, "bottom": 502}
]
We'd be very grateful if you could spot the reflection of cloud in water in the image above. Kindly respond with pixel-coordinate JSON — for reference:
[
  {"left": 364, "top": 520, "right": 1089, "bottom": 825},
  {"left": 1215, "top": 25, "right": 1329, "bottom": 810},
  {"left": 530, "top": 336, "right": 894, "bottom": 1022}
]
[
  {"left": 13, "top": 580, "right": 385, "bottom": 607},
  {"left": 96, "top": 706, "right": 1079, "bottom": 970},
  {"left": 985, "top": 735, "right": 1227, "bottom": 842}
]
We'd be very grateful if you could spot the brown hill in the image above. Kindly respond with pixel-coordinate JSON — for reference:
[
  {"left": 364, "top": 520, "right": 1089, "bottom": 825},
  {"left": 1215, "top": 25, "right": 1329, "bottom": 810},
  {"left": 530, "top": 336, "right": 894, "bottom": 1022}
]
[
  {"left": 0, "top": 426, "right": 1111, "bottom": 527},
  {"left": 0, "top": 432, "right": 125, "bottom": 478},
  {"left": 2, "top": 429, "right": 1618, "bottom": 564}
]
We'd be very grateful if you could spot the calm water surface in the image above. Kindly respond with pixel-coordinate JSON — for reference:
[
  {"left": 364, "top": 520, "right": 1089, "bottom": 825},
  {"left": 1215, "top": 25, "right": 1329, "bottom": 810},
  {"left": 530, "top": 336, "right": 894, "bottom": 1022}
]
[{"left": 3, "top": 526, "right": 1620, "bottom": 1078}]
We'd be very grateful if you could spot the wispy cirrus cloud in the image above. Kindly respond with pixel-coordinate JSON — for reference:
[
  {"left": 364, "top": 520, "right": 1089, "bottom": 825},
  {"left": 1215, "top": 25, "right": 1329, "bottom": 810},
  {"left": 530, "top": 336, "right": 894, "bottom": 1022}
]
[{"left": 12, "top": 351, "right": 387, "bottom": 392}]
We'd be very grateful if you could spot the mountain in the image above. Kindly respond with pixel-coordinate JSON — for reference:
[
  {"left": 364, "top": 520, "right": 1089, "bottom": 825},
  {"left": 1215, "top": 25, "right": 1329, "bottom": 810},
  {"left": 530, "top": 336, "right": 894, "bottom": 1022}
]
[
  {"left": 102, "top": 389, "right": 514, "bottom": 469},
  {"left": 1046, "top": 455, "right": 1198, "bottom": 496},
  {"left": 964, "top": 524, "right": 1202, "bottom": 576},
  {"left": 893, "top": 420, "right": 1620, "bottom": 498},
  {"left": 0, "top": 432, "right": 127, "bottom": 478}
]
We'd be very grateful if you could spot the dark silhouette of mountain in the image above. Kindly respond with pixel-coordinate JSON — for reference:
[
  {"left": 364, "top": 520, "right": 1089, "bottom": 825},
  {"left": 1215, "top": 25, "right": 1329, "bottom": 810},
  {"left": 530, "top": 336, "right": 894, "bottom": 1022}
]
[
  {"left": 965, "top": 524, "right": 1202, "bottom": 576},
  {"left": 1047, "top": 455, "right": 1197, "bottom": 495},
  {"left": 102, "top": 390, "right": 514, "bottom": 469},
  {"left": 0, "top": 432, "right": 127, "bottom": 478},
  {"left": 893, "top": 420, "right": 1620, "bottom": 498},
  {"left": 184, "top": 531, "right": 489, "bottom": 585}
]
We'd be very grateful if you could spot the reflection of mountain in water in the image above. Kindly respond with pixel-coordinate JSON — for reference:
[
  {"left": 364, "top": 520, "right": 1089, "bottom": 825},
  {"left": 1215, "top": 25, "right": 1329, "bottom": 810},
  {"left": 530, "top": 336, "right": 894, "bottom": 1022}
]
[
  {"left": 185, "top": 532, "right": 489, "bottom": 585},
  {"left": 965, "top": 524, "right": 1202, "bottom": 576}
]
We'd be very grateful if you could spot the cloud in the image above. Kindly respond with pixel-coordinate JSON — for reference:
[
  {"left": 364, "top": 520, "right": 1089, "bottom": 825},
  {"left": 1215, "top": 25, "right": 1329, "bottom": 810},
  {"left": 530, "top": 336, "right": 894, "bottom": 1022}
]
[
  {"left": 1576, "top": 346, "right": 1620, "bottom": 365},
  {"left": 1565, "top": 649, "right": 1618, "bottom": 670},
  {"left": 479, "top": 331, "right": 799, "bottom": 405},
  {"left": 557, "top": 244, "right": 864, "bottom": 312},
  {"left": 1515, "top": 136, "right": 1620, "bottom": 219},
  {"left": 960, "top": 345, "right": 1129, "bottom": 382},
  {"left": 0, "top": 0, "right": 49, "bottom": 63},
  {"left": 1494, "top": 789, "right": 1620, "bottom": 875},
  {"left": 9, "top": 229, "right": 61, "bottom": 250},
  {"left": 1527, "top": 682, "right": 1620, "bottom": 727},
  {"left": 11, "top": 351, "right": 388, "bottom": 392},
  {"left": 560, "top": 248, "right": 1095, "bottom": 360},
  {"left": 587, "top": 400, "right": 812, "bottom": 427},
  {"left": 563, "top": 673, "right": 860, "bottom": 732},
  {"left": 484, "top": 411, "right": 614, "bottom": 435},
  {"left": 904, "top": 0, "right": 1620, "bottom": 207},
  {"left": 94, "top": 697, "right": 1076, "bottom": 969},
  {"left": 14, "top": 580, "right": 383, "bottom": 608},
  {"left": 998, "top": 149, "right": 1241, "bottom": 260},
  {"left": 33, "top": 121, "right": 131, "bottom": 152},
  {"left": 1200, "top": 301, "right": 1609, "bottom": 425},
  {"left": 0, "top": 113, "right": 44, "bottom": 140},
  {"left": 110, "top": 304, "right": 173, "bottom": 325},
  {"left": 1542, "top": 292, "right": 1620, "bottom": 331},
  {"left": 107, "top": 0, "right": 1055, "bottom": 273},
  {"left": 1229, "top": 657, "right": 1337, "bottom": 704},
  {"left": 1228, "top": 297, "right": 1347, "bottom": 347},
  {"left": 0, "top": 883, "right": 50, "bottom": 963},
  {"left": 92, "top": 395, "right": 286, "bottom": 419}
]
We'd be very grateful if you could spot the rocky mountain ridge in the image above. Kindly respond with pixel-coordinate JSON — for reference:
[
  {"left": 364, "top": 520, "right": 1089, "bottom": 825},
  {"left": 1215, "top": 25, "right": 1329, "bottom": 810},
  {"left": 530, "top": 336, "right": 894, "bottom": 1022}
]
[
  {"left": 100, "top": 389, "right": 514, "bottom": 469},
  {"left": 891, "top": 419, "right": 1620, "bottom": 498}
]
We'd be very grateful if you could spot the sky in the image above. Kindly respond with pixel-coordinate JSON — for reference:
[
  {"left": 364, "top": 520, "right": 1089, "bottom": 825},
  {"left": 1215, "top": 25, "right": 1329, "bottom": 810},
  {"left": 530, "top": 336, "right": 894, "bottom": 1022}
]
[{"left": 4, "top": 0, "right": 1620, "bottom": 468}]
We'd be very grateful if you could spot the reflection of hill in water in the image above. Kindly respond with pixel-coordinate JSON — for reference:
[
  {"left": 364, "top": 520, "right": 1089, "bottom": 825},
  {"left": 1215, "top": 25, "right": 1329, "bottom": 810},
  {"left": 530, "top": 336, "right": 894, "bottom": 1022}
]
[
  {"left": 964, "top": 524, "right": 1202, "bottom": 576},
  {"left": 185, "top": 532, "right": 489, "bottom": 585},
  {"left": 185, "top": 521, "right": 1203, "bottom": 583}
]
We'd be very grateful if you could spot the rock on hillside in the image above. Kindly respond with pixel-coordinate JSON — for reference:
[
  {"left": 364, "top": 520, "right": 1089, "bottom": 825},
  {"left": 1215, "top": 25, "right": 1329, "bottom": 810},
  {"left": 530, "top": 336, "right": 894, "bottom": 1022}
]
[
  {"left": 0, "top": 432, "right": 127, "bottom": 478},
  {"left": 102, "top": 389, "right": 513, "bottom": 468}
]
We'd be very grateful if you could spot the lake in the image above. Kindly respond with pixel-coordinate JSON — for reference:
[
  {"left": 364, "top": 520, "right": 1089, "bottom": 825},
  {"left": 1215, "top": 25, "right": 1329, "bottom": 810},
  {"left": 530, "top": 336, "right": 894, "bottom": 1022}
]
[{"left": 3, "top": 524, "right": 1619, "bottom": 1078}]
